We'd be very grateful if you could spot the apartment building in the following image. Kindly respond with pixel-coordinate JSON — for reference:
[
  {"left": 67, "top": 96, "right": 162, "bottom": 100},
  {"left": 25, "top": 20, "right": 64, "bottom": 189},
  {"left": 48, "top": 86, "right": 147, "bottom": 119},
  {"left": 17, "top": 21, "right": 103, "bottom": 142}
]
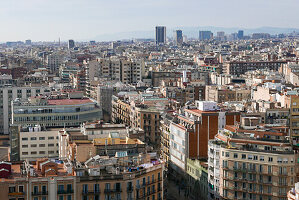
[
  {"left": 160, "top": 114, "right": 173, "bottom": 170},
  {"left": 12, "top": 96, "right": 102, "bottom": 128},
  {"left": 0, "top": 86, "right": 50, "bottom": 134},
  {"left": 186, "top": 158, "right": 208, "bottom": 200},
  {"left": 112, "top": 94, "right": 163, "bottom": 145},
  {"left": 226, "top": 61, "right": 287, "bottom": 76},
  {"left": 19, "top": 127, "right": 59, "bottom": 161},
  {"left": 0, "top": 159, "right": 76, "bottom": 200},
  {"left": 170, "top": 101, "right": 240, "bottom": 161},
  {"left": 205, "top": 85, "right": 251, "bottom": 103},
  {"left": 131, "top": 106, "right": 162, "bottom": 146},
  {"left": 69, "top": 135, "right": 145, "bottom": 163},
  {"left": 265, "top": 108, "right": 289, "bottom": 125},
  {"left": 47, "top": 52, "right": 65, "bottom": 74},
  {"left": 97, "top": 58, "right": 143, "bottom": 85},
  {"left": 208, "top": 122, "right": 296, "bottom": 200},
  {"left": 10, "top": 124, "right": 60, "bottom": 161},
  {"left": 290, "top": 95, "right": 299, "bottom": 147},
  {"left": 111, "top": 95, "right": 132, "bottom": 125},
  {"left": 96, "top": 82, "right": 135, "bottom": 121},
  {"left": 0, "top": 153, "right": 164, "bottom": 200},
  {"left": 76, "top": 153, "right": 164, "bottom": 200}
]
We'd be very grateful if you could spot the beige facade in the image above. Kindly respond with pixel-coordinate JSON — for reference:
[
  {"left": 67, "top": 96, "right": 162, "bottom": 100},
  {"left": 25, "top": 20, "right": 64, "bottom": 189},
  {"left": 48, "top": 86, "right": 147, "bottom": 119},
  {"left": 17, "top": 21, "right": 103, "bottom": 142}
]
[
  {"left": 208, "top": 124, "right": 296, "bottom": 200},
  {"left": 20, "top": 129, "right": 59, "bottom": 161}
]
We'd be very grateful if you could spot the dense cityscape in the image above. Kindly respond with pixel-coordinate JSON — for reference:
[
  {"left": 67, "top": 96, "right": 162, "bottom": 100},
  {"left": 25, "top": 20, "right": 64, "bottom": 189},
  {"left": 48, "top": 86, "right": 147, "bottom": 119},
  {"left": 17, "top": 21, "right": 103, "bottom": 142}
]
[{"left": 0, "top": 26, "right": 298, "bottom": 200}]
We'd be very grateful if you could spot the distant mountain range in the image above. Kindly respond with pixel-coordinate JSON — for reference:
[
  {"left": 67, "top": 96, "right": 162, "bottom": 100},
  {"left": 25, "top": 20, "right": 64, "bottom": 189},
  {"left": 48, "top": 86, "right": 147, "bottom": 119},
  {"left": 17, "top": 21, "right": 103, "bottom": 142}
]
[{"left": 91, "top": 26, "right": 299, "bottom": 42}]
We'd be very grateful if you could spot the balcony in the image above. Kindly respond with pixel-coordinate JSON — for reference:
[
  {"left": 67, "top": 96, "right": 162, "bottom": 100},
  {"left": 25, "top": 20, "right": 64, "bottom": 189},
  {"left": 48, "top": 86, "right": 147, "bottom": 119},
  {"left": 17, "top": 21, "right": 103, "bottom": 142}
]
[
  {"left": 82, "top": 190, "right": 101, "bottom": 195},
  {"left": 127, "top": 187, "right": 134, "bottom": 192},
  {"left": 57, "top": 189, "right": 74, "bottom": 194},
  {"left": 9, "top": 192, "right": 26, "bottom": 196},
  {"left": 32, "top": 191, "right": 48, "bottom": 196},
  {"left": 104, "top": 188, "right": 122, "bottom": 193}
]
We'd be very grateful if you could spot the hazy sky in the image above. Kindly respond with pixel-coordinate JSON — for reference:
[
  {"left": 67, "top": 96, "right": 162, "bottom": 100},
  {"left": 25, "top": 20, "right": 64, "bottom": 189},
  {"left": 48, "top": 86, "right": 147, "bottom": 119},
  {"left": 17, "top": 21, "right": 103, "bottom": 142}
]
[{"left": 0, "top": 0, "right": 298, "bottom": 41}]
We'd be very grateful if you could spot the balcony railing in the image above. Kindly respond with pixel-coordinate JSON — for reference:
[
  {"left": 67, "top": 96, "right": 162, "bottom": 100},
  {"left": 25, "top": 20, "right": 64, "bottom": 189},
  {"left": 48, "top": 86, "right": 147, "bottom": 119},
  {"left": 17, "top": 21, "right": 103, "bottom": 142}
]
[
  {"left": 82, "top": 190, "right": 101, "bottom": 194},
  {"left": 57, "top": 189, "right": 74, "bottom": 194},
  {"left": 9, "top": 192, "right": 26, "bottom": 196},
  {"left": 32, "top": 191, "right": 48, "bottom": 196},
  {"left": 104, "top": 188, "right": 122, "bottom": 193}
]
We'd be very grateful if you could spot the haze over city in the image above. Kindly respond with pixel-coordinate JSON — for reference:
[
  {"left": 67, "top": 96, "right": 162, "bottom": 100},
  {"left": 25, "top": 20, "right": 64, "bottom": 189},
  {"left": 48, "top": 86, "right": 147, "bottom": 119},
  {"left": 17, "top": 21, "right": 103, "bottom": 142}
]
[{"left": 1, "top": 0, "right": 299, "bottom": 41}]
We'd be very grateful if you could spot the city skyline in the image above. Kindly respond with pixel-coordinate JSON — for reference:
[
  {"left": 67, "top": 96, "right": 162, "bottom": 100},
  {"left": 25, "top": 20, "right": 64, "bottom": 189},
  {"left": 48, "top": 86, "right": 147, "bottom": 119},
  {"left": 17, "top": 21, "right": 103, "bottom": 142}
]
[{"left": 1, "top": 0, "right": 299, "bottom": 41}]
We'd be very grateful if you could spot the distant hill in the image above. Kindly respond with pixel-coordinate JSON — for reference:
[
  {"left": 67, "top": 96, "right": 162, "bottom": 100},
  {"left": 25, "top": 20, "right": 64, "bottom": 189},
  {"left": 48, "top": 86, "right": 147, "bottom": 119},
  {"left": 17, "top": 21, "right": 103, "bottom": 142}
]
[{"left": 91, "top": 26, "right": 299, "bottom": 42}]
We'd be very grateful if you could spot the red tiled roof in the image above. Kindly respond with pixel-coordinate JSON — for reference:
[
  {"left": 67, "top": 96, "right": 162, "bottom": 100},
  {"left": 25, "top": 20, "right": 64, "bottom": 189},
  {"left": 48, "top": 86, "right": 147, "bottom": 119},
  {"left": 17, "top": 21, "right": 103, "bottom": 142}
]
[{"left": 48, "top": 99, "right": 93, "bottom": 105}]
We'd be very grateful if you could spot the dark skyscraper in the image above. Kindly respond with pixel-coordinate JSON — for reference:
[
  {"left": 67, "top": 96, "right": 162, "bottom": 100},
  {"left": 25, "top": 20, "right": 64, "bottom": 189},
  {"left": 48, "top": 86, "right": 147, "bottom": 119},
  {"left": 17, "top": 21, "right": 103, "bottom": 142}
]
[
  {"left": 238, "top": 30, "right": 244, "bottom": 39},
  {"left": 199, "top": 31, "right": 213, "bottom": 41},
  {"left": 68, "top": 39, "right": 75, "bottom": 49},
  {"left": 155, "top": 26, "right": 166, "bottom": 44},
  {"left": 25, "top": 40, "right": 31, "bottom": 45},
  {"left": 174, "top": 30, "right": 183, "bottom": 46}
]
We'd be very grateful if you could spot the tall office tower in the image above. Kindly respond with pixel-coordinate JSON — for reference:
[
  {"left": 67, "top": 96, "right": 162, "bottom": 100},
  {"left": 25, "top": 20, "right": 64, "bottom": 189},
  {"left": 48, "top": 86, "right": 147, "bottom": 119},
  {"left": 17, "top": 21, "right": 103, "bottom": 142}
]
[
  {"left": 199, "top": 31, "right": 213, "bottom": 41},
  {"left": 216, "top": 31, "right": 225, "bottom": 41},
  {"left": 238, "top": 30, "right": 244, "bottom": 39},
  {"left": 217, "top": 31, "right": 225, "bottom": 37},
  {"left": 174, "top": 30, "right": 183, "bottom": 45},
  {"left": 68, "top": 39, "right": 75, "bottom": 49},
  {"left": 25, "top": 40, "right": 31, "bottom": 45},
  {"left": 155, "top": 26, "right": 166, "bottom": 44}
]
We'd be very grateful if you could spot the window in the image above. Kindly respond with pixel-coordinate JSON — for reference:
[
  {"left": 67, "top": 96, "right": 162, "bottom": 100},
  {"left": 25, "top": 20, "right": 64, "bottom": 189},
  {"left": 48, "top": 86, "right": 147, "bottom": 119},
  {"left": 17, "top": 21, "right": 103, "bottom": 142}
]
[
  {"left": 58, "top": 185, "right": 64, "bottom": 191},
  {"left": 31, "top": 137, "right": 37, "bottom": 140},
  {"left": 31, "top": 144, "right": 37, "bottom": 147},
  {"left": 48, "top": 136, "right": 54, "bottom": 140},
  {"left": 268, "top": 176, "right": 272, "bottom": 183},
  {"left": 34, "top": 185, "right": 38, "bottom": 193},
  {"left": 268, "top": 186, "right": 272, "bottom": 194},
  {"left": 39, "top": 151, "right": 46, "bottom": 154},
  {"left": 42, "top": 185, "right": 47, "bottom": 193},
  {"left": 9, "top": 186, "right": 16, "bottom": 193},
  {"left": 233, "top": 153, "right": 238, "bottom": 158},
  {"left": 22, "top": 145, "right": 28, "bottom": 148},
  {"left": 248, "top": 155, "right": 253, "bottom": 160},
  {"left": 253, "top": 155, "right": 258, "bottom": 160},
  {"left": 19, "top": 185, "right": 24, "bottom": 193},
  {"left": 39, "top": 144, "right": 45, "bottom": 147},
  {"left": 31, "top": 151, "right": 37, "bottom": 155},
  {"left": 268, "top": 166, "right": 272, "bottom": 173},
  {"left": 94, "top": 184, "right": 100, "bottom": 192},
  {"left": 259, "top": 165, "right": 263, "bottom": 173},
  {"left": 225, "top": 152, "right": 229, "bottom": 157},
  {"left": 268, "top": 157, "right": 273, "bottom": 162},
  {"left": 22, "top": 137, "right": 28, "bottom": 141},
  {"left": 260, "top": 156, "right": 264, "bottom": 161},
  {"left": 59, "top": 196, "right": 64, "bottom": 200},
  {"left": 67, "top": 195, "right": 71, "bottom": 200},
  {"left": 48, "top": 144, "right": 54, "bottom": 147},
  {"left": 22, "top": 152, "right": 28, "bottom": 155},
  {"left": 242, "top": 154, "right": 246, "bottom": 159}
]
